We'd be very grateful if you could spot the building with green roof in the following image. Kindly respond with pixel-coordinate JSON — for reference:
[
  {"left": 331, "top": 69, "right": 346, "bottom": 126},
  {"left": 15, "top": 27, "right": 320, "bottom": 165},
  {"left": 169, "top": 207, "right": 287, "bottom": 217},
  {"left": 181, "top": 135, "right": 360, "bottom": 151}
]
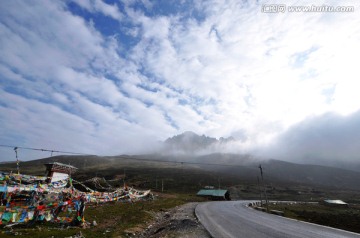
[
  {"left": 321, "top": 199, "right": 348, "bottom": 208},
  {"left": 197, "top": 189, "right": 230, "bottom": 200}
]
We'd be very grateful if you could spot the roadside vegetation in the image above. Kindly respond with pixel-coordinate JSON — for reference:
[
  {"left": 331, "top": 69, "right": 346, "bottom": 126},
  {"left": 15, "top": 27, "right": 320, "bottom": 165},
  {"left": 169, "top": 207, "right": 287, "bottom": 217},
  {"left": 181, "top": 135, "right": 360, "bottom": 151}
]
[
  {"left": 0, "top": 193, "right": 205, "bottom": 238},
  {"left": 268, "top": 202, "right": 360, "bottom": 233}
]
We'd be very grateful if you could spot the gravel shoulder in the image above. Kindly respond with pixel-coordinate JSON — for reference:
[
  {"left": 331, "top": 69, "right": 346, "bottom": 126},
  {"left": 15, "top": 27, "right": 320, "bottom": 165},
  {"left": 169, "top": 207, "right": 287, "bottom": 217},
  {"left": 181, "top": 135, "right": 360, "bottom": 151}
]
[{"left": 139, "top": 202, "right": 211, "bottom": 238}]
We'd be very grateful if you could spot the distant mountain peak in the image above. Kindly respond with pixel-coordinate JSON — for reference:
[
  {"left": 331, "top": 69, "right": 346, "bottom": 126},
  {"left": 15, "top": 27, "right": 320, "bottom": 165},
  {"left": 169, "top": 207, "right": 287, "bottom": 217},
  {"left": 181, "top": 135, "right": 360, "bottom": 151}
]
[
  {"left": 219, "top": 136, "right": 235, "bottom": 143},
  {"left": 182, "top": 131, "right": 198, "bottom": 136},
  {"left": 163, "top": 131, "right": 236, "bottom": 154}
]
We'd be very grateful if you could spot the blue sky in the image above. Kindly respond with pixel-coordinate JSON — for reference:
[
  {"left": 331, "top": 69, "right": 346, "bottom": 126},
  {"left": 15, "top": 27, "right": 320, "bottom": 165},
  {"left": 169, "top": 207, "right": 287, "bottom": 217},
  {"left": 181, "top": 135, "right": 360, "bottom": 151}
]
[{"left": 0, "top": 0, "right": 360, "bottom": 163}]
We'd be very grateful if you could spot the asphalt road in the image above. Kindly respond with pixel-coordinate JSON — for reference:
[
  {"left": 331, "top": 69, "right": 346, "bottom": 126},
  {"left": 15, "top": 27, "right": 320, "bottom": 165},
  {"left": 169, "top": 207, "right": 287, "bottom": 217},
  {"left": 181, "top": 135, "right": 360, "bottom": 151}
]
[{"left": 195, "top": 201, "right": 360, "bottom": 238}]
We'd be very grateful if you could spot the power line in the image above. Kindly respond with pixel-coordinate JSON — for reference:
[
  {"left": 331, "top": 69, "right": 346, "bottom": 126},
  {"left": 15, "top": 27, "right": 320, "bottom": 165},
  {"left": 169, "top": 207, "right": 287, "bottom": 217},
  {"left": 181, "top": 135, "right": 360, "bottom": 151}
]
[
  {"left": 0, "top": 144, "right": 248, "bottom": 168},
  {"left": 118, "top": 156, "right": 242, "bottom": 168},
  {"left": 0, "top": 144, "right": 90, "bottom": 156}
]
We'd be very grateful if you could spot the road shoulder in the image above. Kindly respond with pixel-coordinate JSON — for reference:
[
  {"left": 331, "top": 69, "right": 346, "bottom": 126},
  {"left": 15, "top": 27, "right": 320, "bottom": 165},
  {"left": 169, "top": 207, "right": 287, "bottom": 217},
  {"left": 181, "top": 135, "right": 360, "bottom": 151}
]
[{"left": 139, "top": 202, "right": 211, "bottom": 238}]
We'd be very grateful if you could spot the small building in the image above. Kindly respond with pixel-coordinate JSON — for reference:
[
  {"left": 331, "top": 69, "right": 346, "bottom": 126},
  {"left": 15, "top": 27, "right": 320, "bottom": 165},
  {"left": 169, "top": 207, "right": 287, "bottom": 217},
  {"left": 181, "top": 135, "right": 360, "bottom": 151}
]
[
  {"left": 321, "top": 199, "right": 348, "bottom": 208},
  {"left": 197, "top": 189, "right": 230, "bottom": 201},
  {"left": 44, "top": 162, "right": 77, "bottom": 183}
]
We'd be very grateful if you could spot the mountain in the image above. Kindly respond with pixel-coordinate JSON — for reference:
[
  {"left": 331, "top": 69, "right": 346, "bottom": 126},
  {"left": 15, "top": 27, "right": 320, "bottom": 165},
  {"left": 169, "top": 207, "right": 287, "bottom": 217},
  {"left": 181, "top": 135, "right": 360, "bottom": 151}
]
[
  {"left": 162, "top": 132, "right": 360, "bottom": 173},
  {"left": 184, "top": 154, "right": 360, "bottom": 190},
  {"left": 163, "top": 131, "right": 235, "bottom": 154},
  {"left": 2, "top": 153, "right": 360, "bottom": 191},
  {"left": 257, "top": 159, "right": 360, "bottom": 190}
]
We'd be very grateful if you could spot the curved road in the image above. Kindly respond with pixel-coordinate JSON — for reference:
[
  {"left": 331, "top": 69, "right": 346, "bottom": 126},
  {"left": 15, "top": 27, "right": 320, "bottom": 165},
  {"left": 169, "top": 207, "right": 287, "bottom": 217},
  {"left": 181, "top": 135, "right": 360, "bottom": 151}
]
[{"left": 195, "top": 201, "right": 360, "bottom": 238}]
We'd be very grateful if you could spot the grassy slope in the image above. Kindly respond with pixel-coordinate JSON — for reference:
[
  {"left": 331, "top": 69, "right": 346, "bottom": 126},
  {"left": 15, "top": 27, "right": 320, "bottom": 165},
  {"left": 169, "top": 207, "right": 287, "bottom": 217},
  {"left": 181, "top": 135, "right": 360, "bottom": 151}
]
[
  {"left": 1, "top": 194, "right": 205, "bottom": 238},
  {"left": 268, "top": 203, "right": 360, "bottom": 233}
]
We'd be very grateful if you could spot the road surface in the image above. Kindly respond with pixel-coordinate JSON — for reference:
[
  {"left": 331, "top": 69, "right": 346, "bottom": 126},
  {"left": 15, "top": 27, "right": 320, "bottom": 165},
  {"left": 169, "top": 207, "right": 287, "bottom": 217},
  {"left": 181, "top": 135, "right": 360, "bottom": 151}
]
[{"left": 195, "top": 201, "right": 360, "bottom": 238}]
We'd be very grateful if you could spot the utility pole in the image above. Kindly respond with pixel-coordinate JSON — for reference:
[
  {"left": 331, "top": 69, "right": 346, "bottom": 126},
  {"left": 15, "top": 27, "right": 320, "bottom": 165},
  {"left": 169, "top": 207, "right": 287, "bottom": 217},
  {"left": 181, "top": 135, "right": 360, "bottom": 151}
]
[
  {"left": 14, "top": 147, "right": 19, "bottom": 175},
  {"left": 259, "top": 164, "right": 269, "bottom": 212},
  {"left": 181, "top": 162, "right": 184, "bottom": 192},
  {"left": 257, "top": 176, "right": 263, "bottom": 206},
  {"left": 123, "top": 168, "right": 126, "bottom": 188},
  {"left": 161, "top": 179, "right": 164, "bottom": 192}
]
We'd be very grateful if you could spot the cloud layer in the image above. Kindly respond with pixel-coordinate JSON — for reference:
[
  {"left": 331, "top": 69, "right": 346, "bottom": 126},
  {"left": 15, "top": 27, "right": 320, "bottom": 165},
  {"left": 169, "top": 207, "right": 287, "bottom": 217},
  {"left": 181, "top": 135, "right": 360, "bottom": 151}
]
[
  {"left": 0, "top": 0, "right": 360, "bottom": 162},
  {"left": 264, "top": 110, "right": 360, "bottom": 165}
]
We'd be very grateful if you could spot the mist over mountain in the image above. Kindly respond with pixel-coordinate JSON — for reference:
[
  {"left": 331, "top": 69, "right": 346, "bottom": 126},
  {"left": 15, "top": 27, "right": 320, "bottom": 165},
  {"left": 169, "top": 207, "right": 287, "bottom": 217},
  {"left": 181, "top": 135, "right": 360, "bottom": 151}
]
[
  {"left": 159, "top": 126, "right": 360, "bottom": 172},
  {"left": 162, "top": 131, "right": 236, "bottom": 154},
  {"left": 1, "top": 154, "right": 360, "bottom": 191},
  {"left": 263, "top": 110, "right": 360, "bottom": 171},
  {"left": 1, "top": 130, "right": 360, "bottom": 190}
]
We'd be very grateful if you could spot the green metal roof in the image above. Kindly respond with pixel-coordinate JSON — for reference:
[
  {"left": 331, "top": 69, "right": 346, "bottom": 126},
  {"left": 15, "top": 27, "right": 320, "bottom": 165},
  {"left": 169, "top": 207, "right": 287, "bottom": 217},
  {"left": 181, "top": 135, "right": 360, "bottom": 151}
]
[
  {"left": 197, "top": 189, "right": 228, "bottom": 197},
  {"left": 323, "top": 199, "right": 347, "bottom": 205}
]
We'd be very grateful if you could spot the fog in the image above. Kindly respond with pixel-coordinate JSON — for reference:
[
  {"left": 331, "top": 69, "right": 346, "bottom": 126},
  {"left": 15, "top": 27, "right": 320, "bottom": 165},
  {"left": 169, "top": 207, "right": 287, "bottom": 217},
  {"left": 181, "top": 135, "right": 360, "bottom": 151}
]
[
  {"left": 155, "top": 110, "right": 360, "bottom": 172},
  {"left": 2, "top": 110, "right": 360, "bottom": 173},
  {"left": 262, "top": 110, "right": 360, "bottom": 169}
]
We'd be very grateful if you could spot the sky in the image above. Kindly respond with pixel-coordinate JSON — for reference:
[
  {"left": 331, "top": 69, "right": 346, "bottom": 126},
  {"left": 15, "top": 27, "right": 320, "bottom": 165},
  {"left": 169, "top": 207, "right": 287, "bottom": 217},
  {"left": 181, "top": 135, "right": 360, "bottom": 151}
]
[{"left": 0, "top": 0, "right": 359, "bottom": 164}]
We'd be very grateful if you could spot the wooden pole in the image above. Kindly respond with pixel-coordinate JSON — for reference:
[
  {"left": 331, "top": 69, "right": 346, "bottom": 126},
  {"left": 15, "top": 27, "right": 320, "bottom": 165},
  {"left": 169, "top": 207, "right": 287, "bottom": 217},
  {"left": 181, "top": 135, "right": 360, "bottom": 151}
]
[
  {"left": 259, "top": 165, "right": 269, "bottom": 212},
  {"left": 257, "top": 176, "right": 263, "bottom": 206}
]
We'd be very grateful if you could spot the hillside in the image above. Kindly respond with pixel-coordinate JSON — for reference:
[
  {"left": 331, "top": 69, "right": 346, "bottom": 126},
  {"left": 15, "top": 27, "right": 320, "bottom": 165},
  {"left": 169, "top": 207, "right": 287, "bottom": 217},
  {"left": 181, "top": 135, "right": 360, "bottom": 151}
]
[{"left": 1, "top": 153, "right": 360, "bottom": 191}]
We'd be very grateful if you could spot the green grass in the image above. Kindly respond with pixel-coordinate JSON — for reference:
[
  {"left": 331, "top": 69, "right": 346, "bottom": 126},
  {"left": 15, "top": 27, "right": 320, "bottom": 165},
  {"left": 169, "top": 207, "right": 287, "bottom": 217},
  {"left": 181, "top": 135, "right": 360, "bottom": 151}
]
[
  {"left": 268, "top": 203, "right": 360, "bottom": 233},
  {"left": 0, "top": 193, "right": 205, "bottom": 238}
]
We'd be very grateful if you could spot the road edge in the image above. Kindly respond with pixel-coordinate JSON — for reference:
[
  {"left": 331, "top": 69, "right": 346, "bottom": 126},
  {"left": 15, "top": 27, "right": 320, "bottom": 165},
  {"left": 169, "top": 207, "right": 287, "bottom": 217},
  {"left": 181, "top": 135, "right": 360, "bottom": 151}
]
[
  {"left": 195, "top": 203, "right": 215, "bottom": 238},
  {"left": 247, "top": 201, "right": 360, "bottom": 237}
]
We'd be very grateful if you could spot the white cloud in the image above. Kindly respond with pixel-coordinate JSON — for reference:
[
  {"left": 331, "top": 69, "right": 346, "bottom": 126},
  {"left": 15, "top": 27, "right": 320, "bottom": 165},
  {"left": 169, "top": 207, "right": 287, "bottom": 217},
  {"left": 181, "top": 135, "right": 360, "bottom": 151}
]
[
  {"left": 72, "top": 0, "right": 123, "bottom": 21},
  {"left": 123, "top": 0, "right": 360, "bottom": 146},
  {"left": 262, "top": 110, "right": 360, "bottom": 164}
]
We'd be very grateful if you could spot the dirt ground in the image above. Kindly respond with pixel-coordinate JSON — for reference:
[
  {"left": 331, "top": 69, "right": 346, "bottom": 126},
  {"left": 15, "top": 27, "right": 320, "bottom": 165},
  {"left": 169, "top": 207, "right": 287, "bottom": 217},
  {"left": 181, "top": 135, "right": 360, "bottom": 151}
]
[{"left": 138, "top": 202, "right": 211, "bottom": 238}]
